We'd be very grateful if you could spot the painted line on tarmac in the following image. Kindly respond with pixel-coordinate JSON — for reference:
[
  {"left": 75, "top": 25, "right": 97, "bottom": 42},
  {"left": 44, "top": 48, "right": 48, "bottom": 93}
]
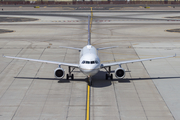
[
  {"left": 86, "top": 83, "right": 91, "bottom": 120},
  {"left": 86, "top": 8, "right": 93, "bottom": 120},
  {"left": 50, "top": 19, "right": 180, "bottom": 23}
]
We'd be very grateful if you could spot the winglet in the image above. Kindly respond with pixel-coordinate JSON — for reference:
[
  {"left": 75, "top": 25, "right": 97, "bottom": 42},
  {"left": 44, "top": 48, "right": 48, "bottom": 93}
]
[
  {"left": 174, "top": 53, "right": 176, "bottom": 57},
  {"left": 2, "top": 54, "right": 5, "bottom": 57}
]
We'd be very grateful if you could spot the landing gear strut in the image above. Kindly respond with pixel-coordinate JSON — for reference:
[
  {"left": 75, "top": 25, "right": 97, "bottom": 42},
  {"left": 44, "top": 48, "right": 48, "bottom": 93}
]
[
  {"left": 104, "top": 66, "right": 113, "bottom": 80},
  {"left": 88, "top": 77, "right": 92, "bottom": 86},
  {"left": 66, "top": 66, "right": 75, "bottom": 80}
]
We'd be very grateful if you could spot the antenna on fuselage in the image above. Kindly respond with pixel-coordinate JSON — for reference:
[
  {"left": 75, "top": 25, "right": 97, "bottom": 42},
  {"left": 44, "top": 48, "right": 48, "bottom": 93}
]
[{"left": 88, "top": 15, "right": 91, "bottom": 45}]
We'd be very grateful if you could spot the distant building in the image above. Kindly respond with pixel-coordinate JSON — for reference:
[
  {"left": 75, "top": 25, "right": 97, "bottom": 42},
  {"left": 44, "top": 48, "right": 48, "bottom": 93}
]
[{"left": 1, "top": 0, "right": 179, "bottom": 2}]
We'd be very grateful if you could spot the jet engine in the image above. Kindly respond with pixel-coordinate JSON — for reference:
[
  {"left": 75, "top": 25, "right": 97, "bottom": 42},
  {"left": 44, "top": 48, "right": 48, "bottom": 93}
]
[
  {"left": 54, "top": 68, "right": 65, "bottom": 79},
  {"left": 115, "top": 68, "right": 125, "bottom": 79}
]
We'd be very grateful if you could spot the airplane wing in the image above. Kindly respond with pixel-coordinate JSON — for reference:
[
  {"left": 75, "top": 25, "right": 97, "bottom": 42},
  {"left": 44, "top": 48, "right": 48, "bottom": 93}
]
[
  {"left": 3, "top": 55, "right": 79, "bottom": 68},
  {"left": 101, "top": 54, "right": 176, "bottom": 68}
]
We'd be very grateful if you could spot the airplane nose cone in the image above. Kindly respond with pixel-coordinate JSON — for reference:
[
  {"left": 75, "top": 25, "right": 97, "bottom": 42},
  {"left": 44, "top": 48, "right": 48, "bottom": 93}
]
[
  {"left": 80, "top": 65, "right": 99, "bottom": 76},
  {"left": 84, "top": 69, "right": 94, "bottom": 74},
  {"left": 83, "top": 69, "right": 98, "bottom": 76}
]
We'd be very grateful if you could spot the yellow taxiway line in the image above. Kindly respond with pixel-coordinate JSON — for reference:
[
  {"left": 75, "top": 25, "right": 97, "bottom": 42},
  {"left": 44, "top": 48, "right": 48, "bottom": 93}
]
[
  {"left": 86, "top": 8, "right": 93, "bottom": 120},
  {"left": 86, "top": 83, "right": 90, "bottom": 120},
  {"left": 90, "top": 7, "right": 93, "bottom": 30}
]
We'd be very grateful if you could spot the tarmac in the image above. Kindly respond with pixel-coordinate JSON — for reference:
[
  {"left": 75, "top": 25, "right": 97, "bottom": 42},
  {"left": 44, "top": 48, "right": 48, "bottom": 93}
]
[{"left": 0, "top": 7, "right": 180, "bottom": 120}]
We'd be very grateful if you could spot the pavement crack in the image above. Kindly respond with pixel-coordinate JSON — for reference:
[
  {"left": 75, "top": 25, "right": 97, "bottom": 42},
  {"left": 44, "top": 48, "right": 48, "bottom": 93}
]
[
  {"left": 10, "top": 48, "right": 46, "bottom": 120},
  {"left": 0, "top": 48, "right": 23, "bottom": 76},
  {"left": 126, "top": 41, "right": 148, "bottom": 120},
  {"left": 66, "top": 79, "right": 73, "bottom": 120},
  {"left": 113, "top": 82, "right": 121, "bottom": 120}
]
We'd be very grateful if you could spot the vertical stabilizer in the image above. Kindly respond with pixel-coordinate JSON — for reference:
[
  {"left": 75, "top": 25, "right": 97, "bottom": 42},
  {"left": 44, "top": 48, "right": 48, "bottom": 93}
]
[{"left": 88, "top": 15, "right": 91, "bottom": 45}]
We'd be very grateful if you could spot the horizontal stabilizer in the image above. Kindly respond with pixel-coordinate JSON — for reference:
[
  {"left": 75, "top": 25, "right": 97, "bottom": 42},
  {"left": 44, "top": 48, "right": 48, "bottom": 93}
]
[
  {"left": 59, "top": 46, "right": 82, "bottom": 51},
  {"left": 97, "top": 46, "right": 118, "bottom": 50}
]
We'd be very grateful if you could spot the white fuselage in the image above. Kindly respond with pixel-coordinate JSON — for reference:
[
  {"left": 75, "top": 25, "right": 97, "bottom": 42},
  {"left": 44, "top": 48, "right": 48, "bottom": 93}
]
[{"left": 79, "top": 45, "right": 100, "bottom": 77}]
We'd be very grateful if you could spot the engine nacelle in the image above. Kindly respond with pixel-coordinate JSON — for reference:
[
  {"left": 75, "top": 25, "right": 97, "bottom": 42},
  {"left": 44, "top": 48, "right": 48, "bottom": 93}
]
[
  {"left": 115, "top": 67, "right": 125, "bottom": 79},
  {"left": 54, "top": 68, "right": 65, "bottom": 79}
]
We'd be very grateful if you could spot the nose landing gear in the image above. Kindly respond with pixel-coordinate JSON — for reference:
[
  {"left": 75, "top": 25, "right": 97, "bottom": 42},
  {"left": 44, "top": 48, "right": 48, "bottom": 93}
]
[{"left": 88, "top": 77, "right": 92, "bottom": 86}]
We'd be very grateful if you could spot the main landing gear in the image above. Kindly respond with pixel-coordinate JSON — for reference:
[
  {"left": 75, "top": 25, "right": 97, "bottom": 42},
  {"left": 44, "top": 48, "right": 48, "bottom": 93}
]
[
  {"left": 104, "top": 66, "right": 113, "bottom": 80},
  {"left": 66, "top": 66, "right": 75, "bottom": 80}
]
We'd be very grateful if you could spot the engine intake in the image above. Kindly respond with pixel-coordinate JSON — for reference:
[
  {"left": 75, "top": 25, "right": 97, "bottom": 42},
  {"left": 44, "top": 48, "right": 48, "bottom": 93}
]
[
  {"left": 115, "top": 68, "right": 125, "bottom": 79},
  {"left": 54, "top": 68, "right": 65, "bottom": 79}
]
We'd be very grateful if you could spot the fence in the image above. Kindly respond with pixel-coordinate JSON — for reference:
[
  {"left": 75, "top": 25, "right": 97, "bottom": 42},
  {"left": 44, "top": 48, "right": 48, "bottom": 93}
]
[{"left": 0, "top": 1, "right": 180, "bottom": 5}]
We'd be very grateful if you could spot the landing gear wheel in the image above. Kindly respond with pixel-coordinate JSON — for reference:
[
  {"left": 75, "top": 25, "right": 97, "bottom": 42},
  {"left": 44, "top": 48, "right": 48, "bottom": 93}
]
[
  {"left": 88, "top": 80, "right": 91, "bottom": 86},
  {"left": 88, "top": 77, "right": 92, "bottom": 86},
  {"left": 110, "top": 74, "right": 113, "bottom": 80},
  {"left": 105, "top": 73, "right": 113, "bottom": 80},
  {"left": 71, "top": 74, "right": 74, "bottom": 80},
  {"left": 105, "top": 74, "right": 108, "bottom": 80},
  {"left": 67, "top": 66, "right": 76, "bottom": 80},
  {"left": 88, "top": 81, "right": 92, "bottom": 86},
  {"left": 66, "top": 74, "right": 69, "bottom": 80},
  {"left": 104, "top": 66, "right": 113, "bottom": 80}
]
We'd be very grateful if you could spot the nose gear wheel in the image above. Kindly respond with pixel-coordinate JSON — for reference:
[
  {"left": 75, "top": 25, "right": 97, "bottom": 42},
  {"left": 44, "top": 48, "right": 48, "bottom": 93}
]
[{"left": 88, "top": 77, "right": 92, "bottom": 86}]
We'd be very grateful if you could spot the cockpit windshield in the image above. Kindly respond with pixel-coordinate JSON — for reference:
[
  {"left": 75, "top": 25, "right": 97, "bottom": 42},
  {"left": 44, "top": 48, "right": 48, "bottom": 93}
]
[
  {"left": 82, "top": 60, "right": 98, "bottom": 64},
  {"left": 91, "top": 61, "right": 95, "bottom": 64},
  {"left": 86, "top": 61, "right": 90, "bottom": 64}
]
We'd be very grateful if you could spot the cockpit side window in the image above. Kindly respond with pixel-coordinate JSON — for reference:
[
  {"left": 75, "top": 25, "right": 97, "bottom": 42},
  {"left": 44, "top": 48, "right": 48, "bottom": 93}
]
[
  {"left": 95, "top": 61, "right": 98, "bottom": 64},
  {"left": 82, "top": 61, "right": 85, "bottom": 64}
]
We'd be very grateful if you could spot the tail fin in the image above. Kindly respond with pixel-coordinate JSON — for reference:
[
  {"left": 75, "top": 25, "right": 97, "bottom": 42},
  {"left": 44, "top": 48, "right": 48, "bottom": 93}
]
[{"left": 88, "top": 15, "right": 91, "bottom": 45}]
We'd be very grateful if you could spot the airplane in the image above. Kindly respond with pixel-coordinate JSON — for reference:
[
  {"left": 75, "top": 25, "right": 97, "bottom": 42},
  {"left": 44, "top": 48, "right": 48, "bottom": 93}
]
[{"left": 3, "top": 15, "right": 176, "bottom": 85}]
